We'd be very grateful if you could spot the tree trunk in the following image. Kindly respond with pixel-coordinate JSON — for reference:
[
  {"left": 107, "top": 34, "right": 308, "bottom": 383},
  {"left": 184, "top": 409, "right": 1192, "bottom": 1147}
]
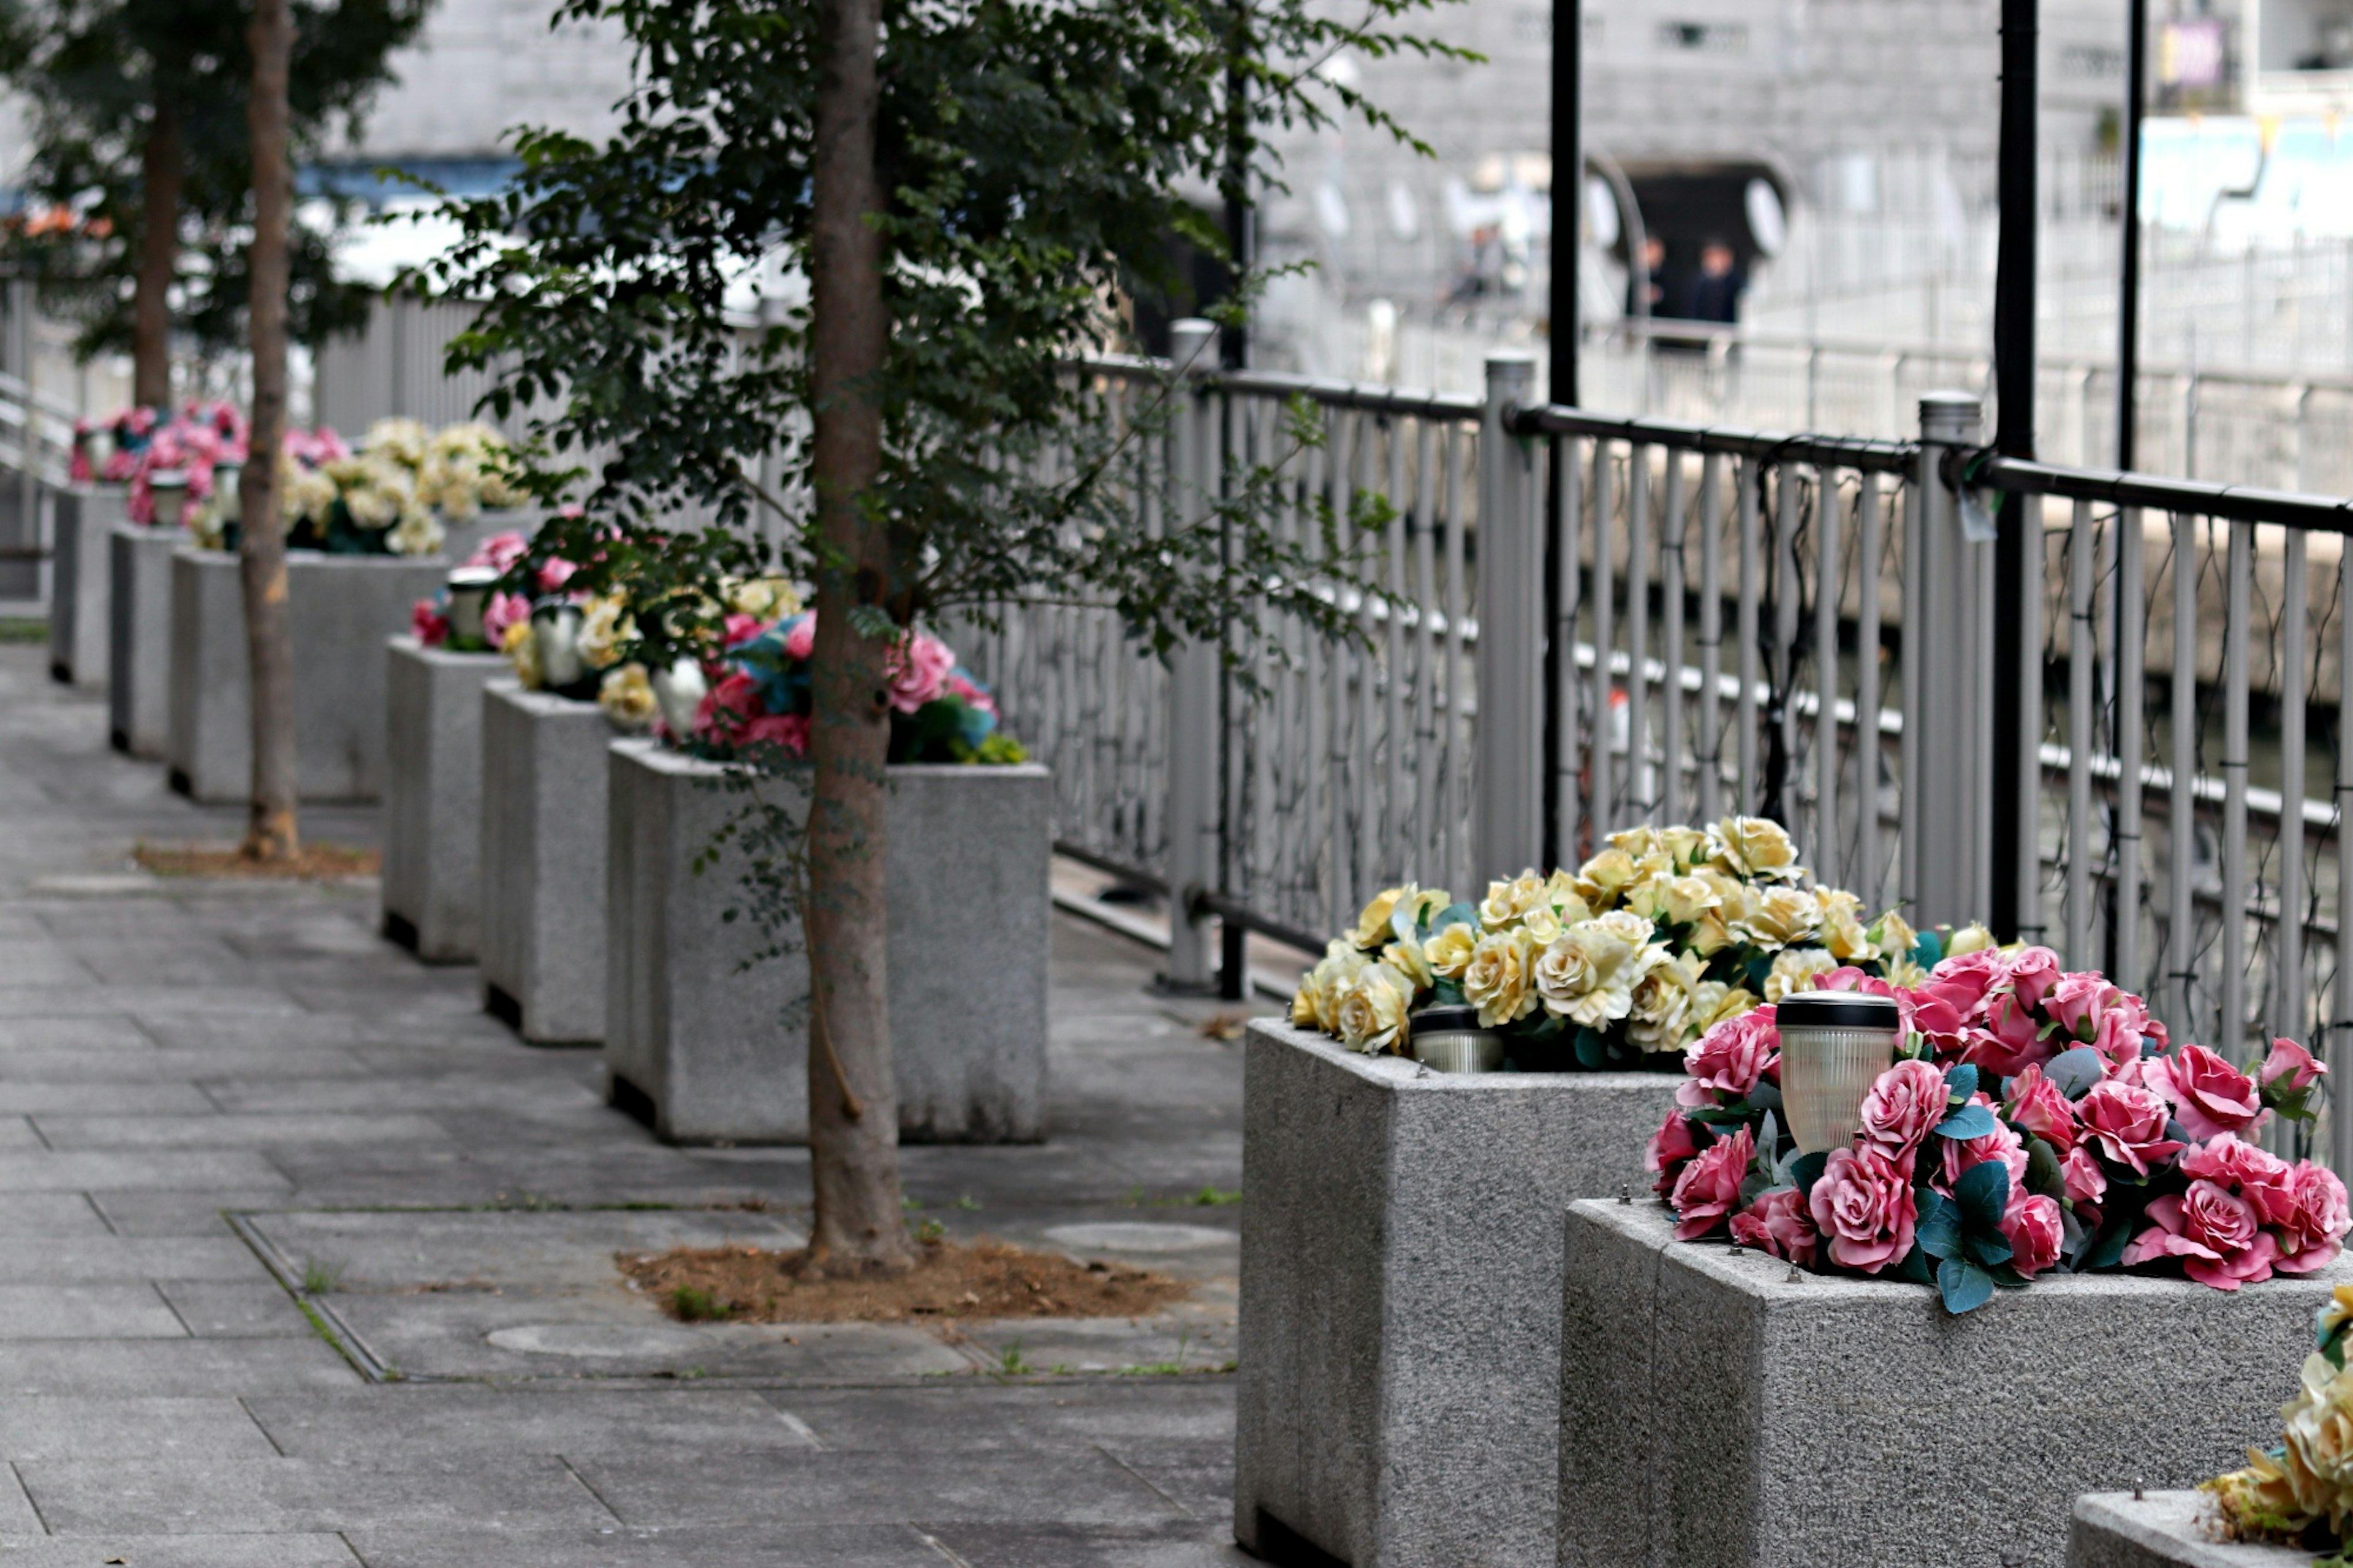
[
  {"left": 238, "top": 0, "right": 298, "bottom": 863},
  {"left": 131, "top": 89, "right": 182, "bottom": 410},
  {"left": 800, "top": 0, "right": 911, "bottom": 1277}
]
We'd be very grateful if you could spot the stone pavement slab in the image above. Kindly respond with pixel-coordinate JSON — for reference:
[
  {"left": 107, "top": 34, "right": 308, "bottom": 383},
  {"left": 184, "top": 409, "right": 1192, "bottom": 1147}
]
[{"left": 18, "top": 1453, "right": 621, "bottom": 1534}]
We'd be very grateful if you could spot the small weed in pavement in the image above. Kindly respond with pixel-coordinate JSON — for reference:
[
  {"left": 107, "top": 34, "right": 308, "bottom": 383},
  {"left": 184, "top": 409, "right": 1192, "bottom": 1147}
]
[
  {"left": 668, "top": 1284, "right": 732, "bottom": 1321},
  {"left": 300, "top": 1258, "right": 346, "bottom": 1293}
]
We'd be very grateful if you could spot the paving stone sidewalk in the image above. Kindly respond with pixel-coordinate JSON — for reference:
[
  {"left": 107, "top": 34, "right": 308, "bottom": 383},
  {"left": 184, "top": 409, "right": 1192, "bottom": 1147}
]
[{"left": 0, "top": 643, "right": 1266, "bottom": 1566}]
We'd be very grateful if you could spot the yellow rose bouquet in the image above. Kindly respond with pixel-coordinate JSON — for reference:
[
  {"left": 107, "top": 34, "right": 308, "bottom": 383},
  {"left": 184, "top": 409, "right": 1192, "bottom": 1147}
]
[{"left": 1291, "top": 817, "right": 1924, "bottom": 1070}]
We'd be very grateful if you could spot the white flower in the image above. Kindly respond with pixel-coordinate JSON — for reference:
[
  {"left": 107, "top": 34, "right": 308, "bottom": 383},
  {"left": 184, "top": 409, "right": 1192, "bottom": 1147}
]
[
  {"left": 577, "top": 593, "right": 636, "bottom": 670},
  {"left": 1533, "top": 919, "right": 1651, "bottom": 1028},
  {"left": 1335, "top": 963, "right": 1414, "bottom": 1055},
  {"left": 502, "top": 618, "right": 541, "bottom": 691},
  {"left": 1762, "top": 947, "right": 1838, "bottom": 1002},
  {"left": 598, "top": 662, "right": 657, "bottom": 731},
  {"left": 386, "top": 510, "right": 445, "bottom": 558},
  {"left": 363, "top": 417, "right": 431, "bottom": 469}
]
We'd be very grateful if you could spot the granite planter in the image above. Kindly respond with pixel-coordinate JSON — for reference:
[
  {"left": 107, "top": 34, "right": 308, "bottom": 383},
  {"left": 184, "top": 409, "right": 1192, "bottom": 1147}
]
[
  {"left": 1233, "top": 1019, "right": 1684, "bottom": 1568},
  {"left": 1559, "top": 1200, "right": 2353, "bottom": 1568},
  {"left": 108, "top": 523, "right": 185, "bottom": 756},
  {"left": 48, "top": 486, "right": 126, "bottom": 689},
  {"left": 2069, "top": 1493, "right": 2298, "bottom": 1567},
  {"left": 167, "top": 548, "right": 446, "bottom": 803},
  {"left": 382, "top": 637, "right": 510, "bottom": 961},
  {"left": 604, "top": 741, "right": 1050, "bottom": 1143},
  {"left": 480, "top": 683, "right": 610, "bottom": 1043}
]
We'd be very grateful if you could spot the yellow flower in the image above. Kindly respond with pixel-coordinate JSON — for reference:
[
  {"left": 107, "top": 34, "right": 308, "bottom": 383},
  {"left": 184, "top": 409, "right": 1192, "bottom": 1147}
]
[
  {"left": 1700, "top": 984, "right": 1760, "bottom": 1032},
  {"left": 1542, "top": 868, "right": 1586, "bottom": 914},
  {"left": 577, "top": 593, "right": 637, "bottom": 672},
  {"left": 1606, "top": 826, "right": 1662, "bottom": 861},
  {"left": 1708, "top": 815, "right": 1802, "bottom": 881},
  {"left": 1764, "top": 947, "right": 1838, "bottom": 1002},
  {"left": 1292, "top": 941, "right": 1370, "bottom": 1032},
  {"left": 1815, "top": 888, "right": 1876, "bottom": 963},
  {"left": 1735, "top": 885, "right": 1821, "bottom": 950},
  {"left": 2205, "top": 1447, "right": 2311, "bottom": 1542},
  {"left": 1350, "top": 883, "right": 1450, "bottom": 950},
  {"left": 1945, "top": 922, "right": 1996, "bottom": 956},
  {"left": 1382, "top": 937, "right": 1434, "bottom": 992},
  {"left": 385, "top": 510, "right": 445, "bottom": 558},
  {"left": 597, "top": 662, "right": 657, "bottom": 732},
  {"left": 2322, "top": 1284, "right": 2353, "bottom": 1344},
  {"left": 1478, "top": 873, "right": 1547, "bottom": 931},
  {"left": 1463, "top": 928, "right": 1539, "bottom": 1029},
  {"left": 1571, "top": 850, "right": 1639, "bottom": 910},
  {"left": 1335, "top": 963, "right": 1415, "bottom": 1055},
  {"left": 1658, "top": 825, "right": 1710, "bottom": 869},
  {"left": 1520, "top": 905, "right": 1565, "bottom": 945},
  {"left": 1423, "top": 922, "right": 1479, "bottom": 980},
  {"left": 2279, "top": 1352, "right": 2353, "bottom": 1539},
  {"left": 727, "top": 577, "right": 805, "bottom": 621},
  {"left": 502, "top": 618, "right": 541, "bottom": 691},
  {"left": 1533, "top": 920, "right": 1650, "bottom": 1029},
  {"left": 1627, "top": 951, "right": 1705, "bottom": 1051},
  {"left": 1870, "top": 909, "right": 1919, "bottom": 964}
]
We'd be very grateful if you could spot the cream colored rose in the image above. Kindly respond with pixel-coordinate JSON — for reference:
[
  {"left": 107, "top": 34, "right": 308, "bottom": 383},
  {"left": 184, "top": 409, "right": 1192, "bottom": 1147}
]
[
  {"left": 1571, "top": 850, "right": 1639, "bottom": 909},
  {"left": 1349, "top": 886, "right": 1410, "bottom": 950},
  {"left": 1606, "top": 826, "right": 1661, "bottom": 860},
  {"left": 1708, "top": 815, "right": 1802, "bottom": 881},
  {"left": 1763, "top": 947, "right": 1838, "bottom": 1002},
  {"left": 1870, "top": 909, "right": 1920, "bottom": 964},
  {"left": 727, "top": 576, "right": 806, "bottom": 621},
  {"left": 1702, "top": 985, "right": 1761, "bottom": 1031},
  {"left": 387, "top": 510, "right": 445, "bottom": 558},
  {"left": 1735, "top": 885, "right": 1820, "bottom": 950},
  {"left": 1295, "top": 941, "right": 1371, "bottom": 1032},
  {"left": 1336, "top": 963, "right": 1414, "bottom": 1055},
  {"left": 1520, "top": 905, "right": 1564, "bottom": 945},
  {"left": 577, "top": 594, "right": 637, "bottom": 672},
  {"left": 598, "top": 662, "right": 657, "bottom": 732},
  {"left": 281, "top": 460, "right": 336, "bottom": 526},
  {"left": 1478, "top": 872, "right": 1546, "bottom": 931},
  {"left": 1423, "top": 922, "right": 1477, "bottom": 980},
  {"left": 1542, "top": 868, "right": 1586, "bottom": 915},
  {"left": 2279, "top": 1353, "right": 2353, "bottom": 1535},
  {"left": 1627, "top": 951, "right": 1705, "bottom": 1051},
  {"left": 1659, "top": 825, "right": 1709, "bottom": 869},
  {"left": 1533, "top": 921, "right": 1647, "bottom": 1028},
  {"left": 365, "top": 416, "right": 431, "bottom": 467},
  {"left": 1946, "top": 922, "right": 1996, "bottom": 956},
  {"left": 1815, "top": 888, "right": 1876, "bottom": 963},
  {"left": 1463, "top": 928, "right": 1539, "bottom": 1028},
  {"left": 1586, "top": 909, "right": 1658, "bottom": 947},
  {"left": 1382, "top": 937, "right": 1434, "bottom": 992},
  {"left": 502, "top": 618, "right": 541, "bottom": 691}
]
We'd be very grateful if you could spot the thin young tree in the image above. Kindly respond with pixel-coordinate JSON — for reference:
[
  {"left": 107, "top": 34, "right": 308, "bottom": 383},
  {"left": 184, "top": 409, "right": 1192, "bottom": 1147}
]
[
  {"left": 240, "top": 0, "right": 297, "bottom": 861},
  {"left": 426, "top": 0, "right": 1469, "bottom": 1272}
]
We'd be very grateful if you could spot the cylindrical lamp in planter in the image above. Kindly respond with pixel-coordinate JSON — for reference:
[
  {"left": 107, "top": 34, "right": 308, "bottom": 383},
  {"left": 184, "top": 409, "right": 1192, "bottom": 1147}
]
[
  {"left": 148, "top": 471, "right": 191, "bottom": 530},
  {"left": 1409, "top": 1005, "right": 1503, "bottom": 1074},
  {"left": 445, "top": 566, "right": 501, "bottom": 651},
  {"left": 1775, "top": 990, "right": 1900, "bottom": 1153},
  {"left": 531, "top": 600, "right": 588, "bottom": 694},
  {"left": 650, "top": 656, "right": 706, "bottom": 737}
]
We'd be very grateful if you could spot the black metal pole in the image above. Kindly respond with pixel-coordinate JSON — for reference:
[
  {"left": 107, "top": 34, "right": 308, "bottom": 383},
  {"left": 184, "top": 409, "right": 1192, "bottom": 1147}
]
[
  {"left": 1222, "top": 15, "right": 1250, "bottom": 372},
  {"left": 1990, "top": 0, "right": 2037, "bottom": 941},
  {"left": 2117, "top": 0, "right": 2146, "bottom": 469},
  {"left": 1552, "top": 0, "right": 1579, "bottom": 406}
]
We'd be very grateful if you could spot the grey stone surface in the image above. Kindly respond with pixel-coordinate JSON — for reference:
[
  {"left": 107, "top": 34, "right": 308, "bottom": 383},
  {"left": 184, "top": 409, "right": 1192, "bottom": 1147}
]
[
  {"left": 605, "top": 744, "right": 1051, "bottom": 1144},
  {"left": 2070, "top": 1494, "right": 2306, "bottom": 1568},
  {"left": 167, "top": 548, "right": 447, "bottom": 802},
  {"left": 479, "top": 683, "right": 610, "bottom": 1041},
  {"left": 1560, "top": 1200, "right": 2353, "bottom": 1568},
  {"left": 381, "top": 636, "right": 509, "bottom": 961},
  {"left": 46, "top": 487, "right": 125, "bottom": 691},
  {"left": 1233, "top": 1018, "right": 1683, "bottom": 1568},
  {"left": 108, "top": 522, "right": 184, "bottom": 756}
]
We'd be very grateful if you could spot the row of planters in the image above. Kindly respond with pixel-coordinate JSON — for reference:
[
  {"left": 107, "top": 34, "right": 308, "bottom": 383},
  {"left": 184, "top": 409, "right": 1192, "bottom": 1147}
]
[
  {"left": 382, "top": 534, "right": 1051, "bottom": 1146},
  {"left": 1238, "top": 819, "right": 2353, "bottom": 1568}
]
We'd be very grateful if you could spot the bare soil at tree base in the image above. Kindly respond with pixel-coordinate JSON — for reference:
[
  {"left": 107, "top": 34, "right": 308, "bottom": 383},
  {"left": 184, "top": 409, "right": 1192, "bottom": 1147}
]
[
  {"left": 618, "top": 1235, "right": 1189, "bottom": 1324},
  {"left": 134, "top": 842, "right": 382, "bottom": 880}
]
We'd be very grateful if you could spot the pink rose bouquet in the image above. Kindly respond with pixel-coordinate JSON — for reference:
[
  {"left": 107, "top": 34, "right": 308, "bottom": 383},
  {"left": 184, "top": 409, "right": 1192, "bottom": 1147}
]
[{"left": 1653, "top": 943, "right": 2344, "bottom": 1312}]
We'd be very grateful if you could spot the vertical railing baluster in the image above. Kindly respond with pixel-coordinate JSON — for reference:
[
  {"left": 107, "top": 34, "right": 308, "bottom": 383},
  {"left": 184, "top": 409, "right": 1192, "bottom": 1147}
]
[
  {"left": 1855, "top": 475, "right": 1884, "bottom": 909},
  {"left": 1384, "top": 417, "right": 1408, "bottom": 884},
  {"left": 1627, "top": 444, "right": 1652, "bottom": 822},
  {"left": 1662, "top": 451, "right": 1688, "bottom": 826},
  {"left": 2278, "top": 527, "right": 2309, "bottom": 1053},
  {"left": 2116, "top": 506, "right": 2146, "bottom": 998},
  {"left": 2017, "top": 494, "right": 2047, "bottom": 947},
  {"left": 2222, "top": 518, "right": 2253, "bottom": 1058},
  {"left": 2335, "top": 532, "right": 2353, "bottom": 1180},
  {"left": 1900, "top": 476, "right": 1922, "bottom": 921},
  {"left": 2067, "top": 499, "right": 2096, "bottom": 966},
  {"left": 1737, "top": 459, "right": 1761, "bottom": 815},
  {"left": 1412, "top": 419, "right": 1439, "bottom": 882},
  {"left": 1697, "top": 452, "right": 1725, "bottom": 825},
  {"left": 1590, "top": 442, "right": 1616, "bottom": 834},
  {"left": 1773, "top": 466, "right": 1800, "bottom": 841},
  {"left": 1556, "top": 434, "right": 1585, "bottom": 860},
  {"left": 2169, "top": 512, "right": 2199, "bottom": 1037},
  {"left": 1443, "top": 423, "right": 1470, "bottom": 895},
  {"left": 1814, "top": 471, "right": 1841, "bottom": 887}
]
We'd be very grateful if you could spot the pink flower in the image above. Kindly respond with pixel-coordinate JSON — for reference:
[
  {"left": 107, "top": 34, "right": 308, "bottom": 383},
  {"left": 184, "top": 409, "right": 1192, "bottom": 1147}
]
[
  {"left": 1806, "top": 1146, "right": 1919, "bottom": 1273},
  {"left": 692, "top": 670, "right": 763, "bottom": 740},
  {"left": 2045, "top": 971, "right": 2117, "bottom": 1036},
  {"left": 2005, "top": 1064, "right": 2080, "bottom": 1153},
  {"left": 536, "top": 557, "right": 580, "bottom": 593},
  {"left": 2145, "top": 1044, "right": 2264, "bottom": 1142},
  {"left": 1678, "top": 1007, "right": 1779, "bottom": 1108},
  {"left": 1920, "top": 949, "right": 2006, "bottom": 1022},
  {"left": 2260, "top": 1037, "right": 2327, "bottom": 1093},
  {"left": 739, "top": 712, "right": 811, "bottom": 757},
  {"left": 2001, "top": 1191, "right": 2066, "bottom": 1278},
  {"left": 1668, "top": 1126, "right": 1754, "bottom": 1241},
  {"left": 2075, "top": 1080, "right": 2184, "bottom": 1176},
  {"left": 885, "top": 632, "right": 956, "bottom": 714},
  {"left": 1729, "top": 1187, "right": 1819, "bottom": 1268},
  {"left": 410, "top": 599, "right": 449, "bottom": 648},
  {"left": 1859, "top": 1059, "right": 1947, "bottom": 1160},
  {"left": 945, "top": 670, "right": 997, "bottom": 716},
  {"left": 467, "top": 531, "right": 530, "bottom": 573},
  {"left": 2180, "top": 1134, "right": 2295, "bottom": 1226},
  {"left": 2002, "top": 945, "right": 2064, "bottom": 1012},
  {"left": 2088, "top": 996, "right": 2161, "bottom": 1073},
  {"left": 1645, "top": 1108, "right": 1702, "bottom": 1197},
  {"left": 2061, "top": 1144, "right": 2107, "bottom": 1206},
  {"left": 2275, "top": 1164, "right": 2352, "bottom": 1275},
  {"left": 1941, "top": 1096, "right": 2029, "bottom": 1191},
  {"left": 482, "top": 591, "right": 531, "bottom": 651},
  {"left": 2124, "top": 1180, "right": 2279, "bottom": 1290},
  {"left": 722, "top": 613, "right": 765, "bottom": 649},
  {"left": 781, "top": 614, "right": 816, "bottom": 661}
]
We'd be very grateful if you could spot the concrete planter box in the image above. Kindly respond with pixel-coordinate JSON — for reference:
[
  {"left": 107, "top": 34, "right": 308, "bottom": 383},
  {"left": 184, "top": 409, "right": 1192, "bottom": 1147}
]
[
  {"left": 480, "top": 683, "right": 610, "bottom": 1043},
  {"left": 48, "top": 487, "right": 126, "bottom": 689},
  {"left": 1559, "top": 1200, "right": 2353, "bottom": 1568},
  {"left": 167, "top": 548, "right": 446, "bottom": 803},
  {"left": 2069, "top": 1493, "right": 2298, "bottom": 1567},
  {"left": 108, "top": 523, "right": 184, "bottom": 756},
  {"left": 604, "top": 742, "right": 1050, "bottom": 1143},
  {"left": 382, "top": 637, "right": 510, "bottom": 961},
  {"left": 1233, "top": 1019, "right": 1684, "bottom": 1568}
]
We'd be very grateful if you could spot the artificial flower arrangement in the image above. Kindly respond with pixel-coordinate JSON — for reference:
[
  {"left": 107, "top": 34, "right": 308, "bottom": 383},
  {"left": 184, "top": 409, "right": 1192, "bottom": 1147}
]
[
  {"left": 2205, "top": 1286, "right": 2353, "bottom": 1564},
  {"left": 409, "top": 530, "right": 660, "bottom": 731},
  {"left": 72, "top": 402, "right": 250, "bottom": 528},
  {"left": 1651, "top": 945, "right": 2347, "bottom": 1314},
  {"left": 283, "top": 418, "right": 525, "bottom": 558},
  {"left": 1288, "top": 818, "right": 1923, "bottom": 1069},
  {"left": 679, "top": 605, "right": 1025, "bottom": 766}
]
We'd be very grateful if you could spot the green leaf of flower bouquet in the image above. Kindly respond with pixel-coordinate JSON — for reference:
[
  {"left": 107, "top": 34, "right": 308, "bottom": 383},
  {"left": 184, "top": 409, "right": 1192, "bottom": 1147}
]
[
  {"left": 1962, "top": 1229, "right": 2014, "bottom": 1270},
  {"left": 1431, "top": 980, "right": 1466, "bottom": 1006},
  {"left": 1911, "top": 930, "right": 1944, "bottom": 968},
  {"left": 1892, "top": 1244, "right": 1933, "bottom": 1285},
  {"left": 2025, "top": 1135, "right": 2067, "bottom": 1200},
  {"left": 1941, "top": 1062, "right": 1980, "bottom": 1102},
  {"left": 1572, "top": 1029, "right": 1607, "bottom": 1070},
  {"left": 1934, "top": 1103, "right": 1998, "bottom": 1141},
  {"left": 1431, "top": 903, "right": 1479, "bottom": 936},
  {"left": 2078, "top": 1214, "right": 2135, "bottom": 1272},
  {"left": 1953, "top": 1158, "right": 2010, "bottom": 1230},
  {"left": 1746, "top": 1080, "right": 1784, "bottom": 1112},
  {"left": 2044, "top": 1046, "right": 2105, "bottom": 1100},
  {"left": 1789, "top": 1150, "right": 1828, "bottom": 1202},
  {"left": 1915, "top": 1192, "right": 1964, "bottom": 1260},
  {"left": 1936, "top": 1256, "right": 1996, "bottom": 1314}
]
